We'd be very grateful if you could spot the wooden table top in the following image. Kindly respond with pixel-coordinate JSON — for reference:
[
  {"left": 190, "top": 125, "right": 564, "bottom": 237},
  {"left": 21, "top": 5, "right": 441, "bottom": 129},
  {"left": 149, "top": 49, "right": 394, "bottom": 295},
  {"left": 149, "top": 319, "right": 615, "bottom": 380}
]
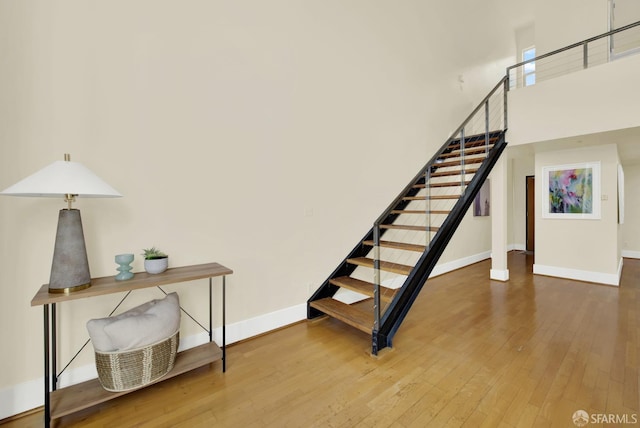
[{"left": 31, "top": 262, "right": 233, "bottom": 306}]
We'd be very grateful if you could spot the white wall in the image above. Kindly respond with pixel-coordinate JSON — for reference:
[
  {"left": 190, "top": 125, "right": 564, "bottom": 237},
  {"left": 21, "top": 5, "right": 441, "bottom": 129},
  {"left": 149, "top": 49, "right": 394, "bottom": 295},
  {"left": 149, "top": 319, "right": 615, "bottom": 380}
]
[
  {"left": 534, "top": 144, "right": 622, "bottom": 285},
  {"left": 620, "top": 162, "right": 640, "bottom": 257},
  {"left": 0, "top": 0, "right": 525, "bottom": 418}
]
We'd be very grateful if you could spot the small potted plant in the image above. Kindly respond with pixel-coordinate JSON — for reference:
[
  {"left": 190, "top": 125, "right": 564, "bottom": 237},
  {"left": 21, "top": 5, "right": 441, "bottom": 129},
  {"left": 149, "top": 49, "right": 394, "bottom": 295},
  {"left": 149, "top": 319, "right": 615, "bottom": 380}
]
[{"left": 142, "top": 247, "right": 168, "bottom": 274}]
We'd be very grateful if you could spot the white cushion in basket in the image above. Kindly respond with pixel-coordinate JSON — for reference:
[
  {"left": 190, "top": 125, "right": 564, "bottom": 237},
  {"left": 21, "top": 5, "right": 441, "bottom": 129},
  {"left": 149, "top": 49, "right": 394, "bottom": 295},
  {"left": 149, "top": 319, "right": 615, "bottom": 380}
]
[{"left": 87, "top": 292, "right": 180, "bottom": 352}]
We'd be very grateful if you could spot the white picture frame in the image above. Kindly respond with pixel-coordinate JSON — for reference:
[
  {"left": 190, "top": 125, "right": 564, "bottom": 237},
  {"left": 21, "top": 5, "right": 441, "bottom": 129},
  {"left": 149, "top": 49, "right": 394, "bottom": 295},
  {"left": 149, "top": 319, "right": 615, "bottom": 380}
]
[{"left": 542, "top": 162, "right": 601, "bottom": 220}]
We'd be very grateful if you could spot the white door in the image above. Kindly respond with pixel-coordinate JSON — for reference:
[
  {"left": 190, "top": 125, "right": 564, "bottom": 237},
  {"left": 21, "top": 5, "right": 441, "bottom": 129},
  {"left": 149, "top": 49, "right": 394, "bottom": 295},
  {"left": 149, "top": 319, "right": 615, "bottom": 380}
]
[{"left": 610, "top": 0, "right": 640, "bottom": 58}]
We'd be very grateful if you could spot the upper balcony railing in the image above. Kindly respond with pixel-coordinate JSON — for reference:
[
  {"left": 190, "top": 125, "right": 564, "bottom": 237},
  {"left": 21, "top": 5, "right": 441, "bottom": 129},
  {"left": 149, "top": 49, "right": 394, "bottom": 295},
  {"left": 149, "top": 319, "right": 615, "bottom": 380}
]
[{"left": 507, "top": 20, "right": 640, "bottom": 90}]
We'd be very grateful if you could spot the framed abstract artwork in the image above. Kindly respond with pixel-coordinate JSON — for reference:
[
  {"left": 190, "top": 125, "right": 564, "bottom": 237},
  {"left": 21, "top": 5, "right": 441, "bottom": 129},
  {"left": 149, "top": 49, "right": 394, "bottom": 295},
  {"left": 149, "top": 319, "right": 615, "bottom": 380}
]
[{"left": 542, "top": 162, "right": 601, "bottom": 219}]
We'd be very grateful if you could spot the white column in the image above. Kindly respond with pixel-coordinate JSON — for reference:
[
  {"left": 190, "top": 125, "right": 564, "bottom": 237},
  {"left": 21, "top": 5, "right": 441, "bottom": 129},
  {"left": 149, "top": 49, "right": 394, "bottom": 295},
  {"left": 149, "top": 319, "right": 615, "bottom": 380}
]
[{"left": 490, "top": 155, "right": 509, "bottom": 281}]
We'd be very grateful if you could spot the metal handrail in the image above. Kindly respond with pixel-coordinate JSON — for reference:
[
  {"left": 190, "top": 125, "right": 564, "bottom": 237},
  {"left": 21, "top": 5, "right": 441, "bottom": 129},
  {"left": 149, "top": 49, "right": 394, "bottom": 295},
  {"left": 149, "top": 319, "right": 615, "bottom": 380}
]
[{"left": 506, "top": 20, "right": 640, "bottom": 83}]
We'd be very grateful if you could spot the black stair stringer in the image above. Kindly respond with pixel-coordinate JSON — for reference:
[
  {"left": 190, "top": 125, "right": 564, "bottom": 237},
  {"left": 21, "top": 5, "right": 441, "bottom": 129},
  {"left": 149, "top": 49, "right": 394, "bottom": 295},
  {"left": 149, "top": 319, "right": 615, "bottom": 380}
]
[
  {"left": 307, "top": 131, "right": 504, "bottom": 320},
  {"left": 373, "top": 133, "right": 507, "bottom": 354}
]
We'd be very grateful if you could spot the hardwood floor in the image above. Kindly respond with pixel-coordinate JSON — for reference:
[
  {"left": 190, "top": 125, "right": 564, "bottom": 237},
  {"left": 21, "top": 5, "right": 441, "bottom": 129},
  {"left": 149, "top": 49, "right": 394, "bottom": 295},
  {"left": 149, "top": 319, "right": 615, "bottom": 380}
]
[{"left": 4, "top": 252, "right": 639, "bottom": 427}]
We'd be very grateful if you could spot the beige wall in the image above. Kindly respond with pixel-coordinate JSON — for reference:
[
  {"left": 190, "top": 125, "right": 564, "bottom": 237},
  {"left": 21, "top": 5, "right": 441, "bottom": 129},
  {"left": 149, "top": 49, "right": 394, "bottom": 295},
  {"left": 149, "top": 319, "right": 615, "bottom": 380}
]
[
  {"left": 535, "top": 0, "right": 608, "bottom": 55},
  {"left": 533, "top": 0, "right": 609, "bottom": 83},
  {"left": 508, "top": 148, "right": 535, "bottom": 249},
  {"left": 534, "top": 144, "right": 621, "bottom": 282},
  {"left": 440, "top": 207, "right": 492, "bottom": 264},
  {"left": 0, "top": 0, "right": 524, "bottom": 411}
]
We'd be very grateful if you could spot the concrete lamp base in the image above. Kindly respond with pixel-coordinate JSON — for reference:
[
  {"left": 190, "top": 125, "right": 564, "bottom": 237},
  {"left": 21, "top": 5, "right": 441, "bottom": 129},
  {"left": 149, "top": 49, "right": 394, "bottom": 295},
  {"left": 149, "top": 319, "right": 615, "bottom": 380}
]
[{"left": 48, "top": 209, "right": 91, "bottom": 293}]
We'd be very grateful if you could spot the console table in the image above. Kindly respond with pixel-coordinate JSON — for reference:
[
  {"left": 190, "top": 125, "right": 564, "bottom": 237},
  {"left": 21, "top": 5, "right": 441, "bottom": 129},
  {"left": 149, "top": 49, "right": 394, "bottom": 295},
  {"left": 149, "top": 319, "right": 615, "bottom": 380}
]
[{"left": 31, "top": 262, "right": 233, "bottom": 427}]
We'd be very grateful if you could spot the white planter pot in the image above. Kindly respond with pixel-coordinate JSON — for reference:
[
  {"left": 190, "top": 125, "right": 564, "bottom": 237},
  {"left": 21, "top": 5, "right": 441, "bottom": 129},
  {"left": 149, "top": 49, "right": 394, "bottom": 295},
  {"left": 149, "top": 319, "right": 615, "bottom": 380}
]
[{"left": 144, "top": 257, "right": 168, "bottom": 274}]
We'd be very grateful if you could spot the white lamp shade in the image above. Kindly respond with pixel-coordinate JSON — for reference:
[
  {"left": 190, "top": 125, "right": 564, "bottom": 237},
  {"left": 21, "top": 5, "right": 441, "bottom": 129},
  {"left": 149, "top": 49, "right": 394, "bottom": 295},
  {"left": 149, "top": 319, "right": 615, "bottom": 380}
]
[{"left": 1, "top": 159, "right": 121, "bottom": 198}]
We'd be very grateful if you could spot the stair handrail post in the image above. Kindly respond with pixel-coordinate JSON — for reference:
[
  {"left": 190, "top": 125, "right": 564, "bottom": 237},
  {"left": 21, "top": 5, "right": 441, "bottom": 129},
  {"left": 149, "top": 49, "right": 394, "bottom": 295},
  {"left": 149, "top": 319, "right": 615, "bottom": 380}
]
[
  {"left": 425, "top": 167, "right": 431, "bottom": 249},
  {"left": 460, "top": 128, "right": 466, "bottom": 195},
  {"left": 373, "top": 224, "right": 381, "bottom": 334},
  {"left": 485, "top": 99, "right": 490, "bottom": 154},
  {"left": 583, "top": 41, "right": 589, "bottom": 69},
  {"left": 503, "top": 76, "right": 509, "bottom": 129}
]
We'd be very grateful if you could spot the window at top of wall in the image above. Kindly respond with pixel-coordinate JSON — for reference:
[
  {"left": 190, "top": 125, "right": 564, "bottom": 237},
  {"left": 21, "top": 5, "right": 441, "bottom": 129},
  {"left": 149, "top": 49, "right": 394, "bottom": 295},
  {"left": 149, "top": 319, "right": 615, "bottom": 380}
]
[{"left": 523, "top": 47, "right": 536, "bottom": 86}]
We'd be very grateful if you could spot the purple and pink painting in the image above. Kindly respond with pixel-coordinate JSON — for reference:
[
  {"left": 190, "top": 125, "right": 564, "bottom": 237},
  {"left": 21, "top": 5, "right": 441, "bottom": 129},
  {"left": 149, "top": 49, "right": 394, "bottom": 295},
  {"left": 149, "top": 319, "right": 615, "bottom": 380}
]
[{"left": 548, "top": 167, "right": 593, "bottom": 214}]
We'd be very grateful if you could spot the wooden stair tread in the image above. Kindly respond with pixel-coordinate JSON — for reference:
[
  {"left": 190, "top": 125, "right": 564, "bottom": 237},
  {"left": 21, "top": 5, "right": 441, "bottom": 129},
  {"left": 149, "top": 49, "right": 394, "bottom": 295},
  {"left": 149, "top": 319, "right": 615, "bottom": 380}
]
[
  {"left": 414, "top": 180, "right": 471, "bottom": 188},
  {"left": 429, "top": 168, "right": 479, "bottom": 178},
  {"left": 403, "top": 195, "right": 459, "bottom": 200},
  {"left": 347, "top": 257, "right": 414, "bottom": 275},
  {"left": 438, "top": 146, "right": 493, "bottom": 158},
  {"left": 448, "top": 135, "right": 500, "bottom": 150},
  {"left": 329, "top": 276, "right": 397, "bottom": 303},
  {"left": 391, "top": 209, "right": 450, "bottom": 215},
  {"left": 309, "top": 298, "right": 372, "bottom": 334},
  {"left": 379, "top": 224, "right": 439, "bottom": 233},
  {"left": 362, "top": 240, "right": 426, "bottom": 253},
  {"left": 432, "top": 157, "right": 484, "bottom": 168}
]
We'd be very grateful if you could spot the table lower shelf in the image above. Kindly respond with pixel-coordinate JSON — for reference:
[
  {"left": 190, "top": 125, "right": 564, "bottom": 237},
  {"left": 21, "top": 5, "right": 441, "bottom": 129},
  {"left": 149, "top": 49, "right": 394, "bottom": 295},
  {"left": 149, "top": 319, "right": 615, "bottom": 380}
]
[{"left": 50, "top": 341, "right": 223, "bottom": 419}]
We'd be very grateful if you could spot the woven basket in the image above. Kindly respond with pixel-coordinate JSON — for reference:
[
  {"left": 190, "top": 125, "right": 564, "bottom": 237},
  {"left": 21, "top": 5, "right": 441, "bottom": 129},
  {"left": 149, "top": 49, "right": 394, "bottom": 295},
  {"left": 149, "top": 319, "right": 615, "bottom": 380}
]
[{"left": 95, "top": 330, "right": 179, "bottom": 392}]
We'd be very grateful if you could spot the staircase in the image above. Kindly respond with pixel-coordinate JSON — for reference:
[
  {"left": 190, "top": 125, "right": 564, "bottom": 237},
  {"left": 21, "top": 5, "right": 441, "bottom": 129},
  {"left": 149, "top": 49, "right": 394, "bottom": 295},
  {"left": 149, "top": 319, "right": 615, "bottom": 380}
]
[{"left": 307, "top": 77, "right": 509, "bottom": 354}]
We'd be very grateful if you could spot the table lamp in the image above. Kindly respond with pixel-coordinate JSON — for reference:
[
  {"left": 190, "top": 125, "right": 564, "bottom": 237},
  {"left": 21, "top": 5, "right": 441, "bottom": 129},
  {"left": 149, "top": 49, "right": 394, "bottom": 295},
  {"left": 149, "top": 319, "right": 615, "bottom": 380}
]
[{"left": 1, "top": 154, "right": 122, "bottom": 293}]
